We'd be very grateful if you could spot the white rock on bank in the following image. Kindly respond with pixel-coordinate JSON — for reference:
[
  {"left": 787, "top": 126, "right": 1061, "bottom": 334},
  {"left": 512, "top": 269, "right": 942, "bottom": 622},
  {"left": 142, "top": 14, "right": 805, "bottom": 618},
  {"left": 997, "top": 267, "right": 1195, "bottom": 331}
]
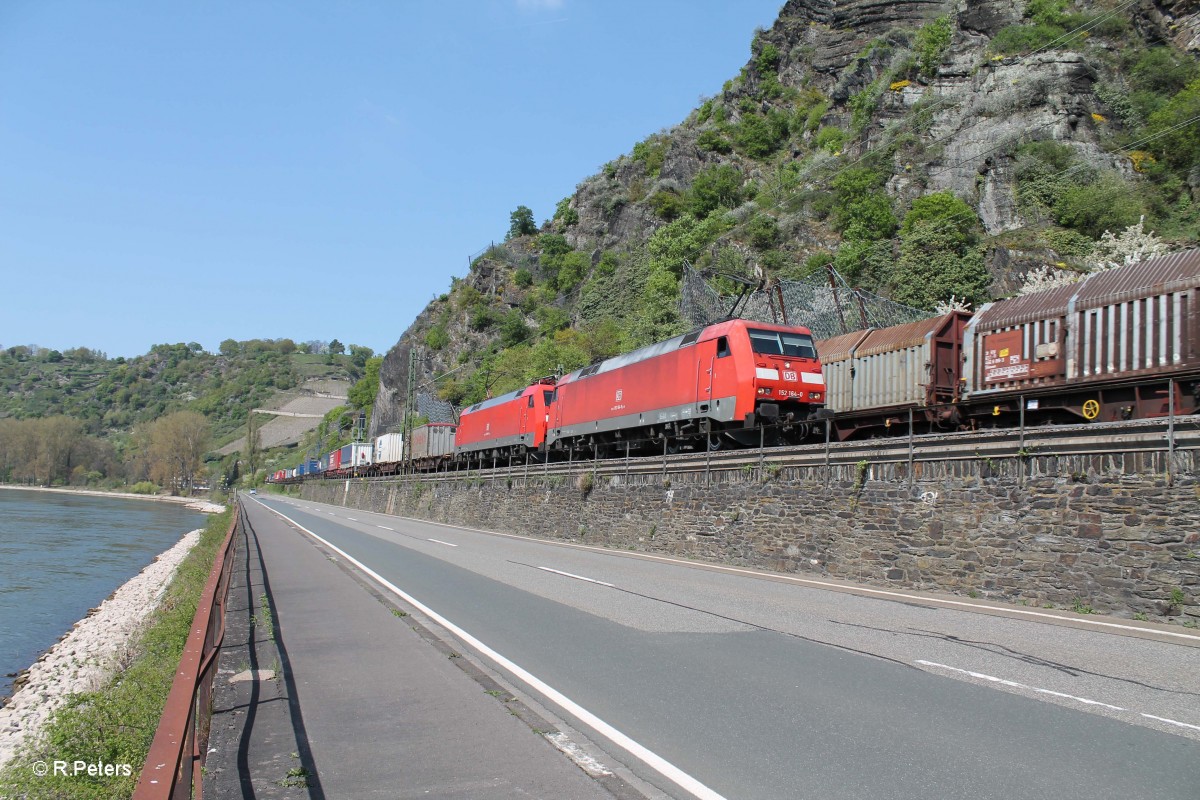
[{"left": 0, "top": 529, "right": 202, "bottom": 770}]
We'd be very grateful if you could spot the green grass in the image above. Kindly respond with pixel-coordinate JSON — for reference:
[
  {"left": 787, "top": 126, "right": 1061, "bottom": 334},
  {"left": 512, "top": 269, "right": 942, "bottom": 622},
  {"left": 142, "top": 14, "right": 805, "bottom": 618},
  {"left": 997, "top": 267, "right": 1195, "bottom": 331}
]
[{"left": 0, "top": 509, "right": 233, "bottom": 799}]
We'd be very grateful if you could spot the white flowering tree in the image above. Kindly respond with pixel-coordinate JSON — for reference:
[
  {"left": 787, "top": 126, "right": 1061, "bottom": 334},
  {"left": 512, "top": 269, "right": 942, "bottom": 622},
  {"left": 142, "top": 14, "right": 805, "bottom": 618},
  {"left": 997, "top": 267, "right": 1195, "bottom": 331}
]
[
  {"left": 1016, "top": 218, "right": 1167, "bottom": 296},
  {"left": 1088, "top": 216, "right": 1166, "bottom": 272}
]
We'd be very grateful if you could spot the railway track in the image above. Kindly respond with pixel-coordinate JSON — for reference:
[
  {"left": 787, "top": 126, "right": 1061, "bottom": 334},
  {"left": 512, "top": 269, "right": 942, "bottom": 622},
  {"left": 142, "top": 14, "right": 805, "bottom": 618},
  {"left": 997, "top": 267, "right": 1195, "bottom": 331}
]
[{"left": 313, "top": 416, "right": 1199, "bottom": 485}]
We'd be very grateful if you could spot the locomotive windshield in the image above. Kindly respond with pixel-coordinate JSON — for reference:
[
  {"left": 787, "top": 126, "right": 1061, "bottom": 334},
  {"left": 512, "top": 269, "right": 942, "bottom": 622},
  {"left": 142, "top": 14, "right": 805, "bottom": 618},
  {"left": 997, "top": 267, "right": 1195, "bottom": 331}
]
[{"left": 748, "top": 328, "right": 817, "bottom": 359}]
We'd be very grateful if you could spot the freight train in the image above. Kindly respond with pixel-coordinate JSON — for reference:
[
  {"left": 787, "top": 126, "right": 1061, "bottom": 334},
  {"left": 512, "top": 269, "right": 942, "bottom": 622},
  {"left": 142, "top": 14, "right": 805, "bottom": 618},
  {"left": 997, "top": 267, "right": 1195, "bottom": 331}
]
[
  {"left": 268, "top": 248, "right": 1199, "bottom": 483},
  {"left": 817, "top": 248, "right": 1200, "bottom": 439}
]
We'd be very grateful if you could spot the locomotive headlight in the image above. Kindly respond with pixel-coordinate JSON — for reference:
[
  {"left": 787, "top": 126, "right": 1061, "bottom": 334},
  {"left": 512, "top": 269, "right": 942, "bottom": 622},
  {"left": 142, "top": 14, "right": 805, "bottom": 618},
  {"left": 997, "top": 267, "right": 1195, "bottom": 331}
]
[
  {"left": 757, "top": 387, "right": 769, "bottom": 395},
  {"left": 810, "top": 392, "right": 822, "bottom": 400}
]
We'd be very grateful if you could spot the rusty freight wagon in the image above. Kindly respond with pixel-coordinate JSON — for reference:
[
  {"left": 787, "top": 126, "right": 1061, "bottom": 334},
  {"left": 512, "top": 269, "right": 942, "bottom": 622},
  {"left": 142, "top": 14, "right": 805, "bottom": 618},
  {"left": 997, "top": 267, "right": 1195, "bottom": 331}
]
[
  {"left": 962, "top": 248, "right": 1200, "bottom": 424},
  {"left": 817, "top": 311, "right": 970, "bottom": 439}
]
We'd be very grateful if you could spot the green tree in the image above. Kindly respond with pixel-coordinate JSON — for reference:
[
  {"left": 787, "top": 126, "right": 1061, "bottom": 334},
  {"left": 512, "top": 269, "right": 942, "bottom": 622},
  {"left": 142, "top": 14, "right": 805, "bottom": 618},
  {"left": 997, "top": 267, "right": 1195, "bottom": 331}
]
[
  {"left": 328, "top": 339, "right": 345, "bottom": 355},
  {"left": 348, "top": 356, "right": 383, "bottom": 410},
  {"left": 348, "top": 344, "right": 374, "bottom": 368},
  {"left": 499, "top": 309, "right": 532, "bottom": 347},
  {"left": 1146, "top": 78, "right": 1200, "bottom": 170},
  {"left": 832, "top": 168, "right": 895, "bottom": 238},
  {"left": 688, "top": 164, "right": 744, "bottom": 217},
  {"left": 507, "top": 205, "right": 537, "bottom": 239},
  {"left": 914, "top": 16, "right": 952, "bottom": 78},
  {"left": 891, "top": 192, "right": 990, "bottom": 309}
]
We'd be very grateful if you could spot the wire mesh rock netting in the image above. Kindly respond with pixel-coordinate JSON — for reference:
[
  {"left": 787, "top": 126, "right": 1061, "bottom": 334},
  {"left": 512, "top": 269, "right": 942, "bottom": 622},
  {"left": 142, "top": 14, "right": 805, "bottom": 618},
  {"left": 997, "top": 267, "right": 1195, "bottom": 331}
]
[{"left": 680, "top": 264, "right": 931, "bottom": 339}]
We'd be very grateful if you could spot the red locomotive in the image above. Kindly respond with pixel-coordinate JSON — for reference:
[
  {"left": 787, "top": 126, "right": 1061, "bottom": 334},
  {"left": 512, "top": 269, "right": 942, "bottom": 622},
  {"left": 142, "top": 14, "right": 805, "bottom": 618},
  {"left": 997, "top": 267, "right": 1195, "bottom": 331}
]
[
  {"left": 455, "top": 377, "right": 556, "bottom": 463},
  {"left": 548, "top": 318, "right": 826, "bottom": 455}
]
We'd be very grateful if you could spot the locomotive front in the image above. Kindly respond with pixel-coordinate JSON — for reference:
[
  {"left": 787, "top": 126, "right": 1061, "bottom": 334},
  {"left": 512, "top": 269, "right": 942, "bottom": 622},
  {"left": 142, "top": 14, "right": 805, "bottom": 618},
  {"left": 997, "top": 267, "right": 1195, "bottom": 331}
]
[{"left": 729, "top": 321, "right": 826, "bottom": 441}]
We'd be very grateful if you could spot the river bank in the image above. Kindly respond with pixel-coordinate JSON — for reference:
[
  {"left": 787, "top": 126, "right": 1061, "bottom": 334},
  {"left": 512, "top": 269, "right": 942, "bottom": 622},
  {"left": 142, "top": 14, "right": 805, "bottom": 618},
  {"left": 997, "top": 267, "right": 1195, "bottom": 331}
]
[
  {"left": 0, "top": 483, "right": 225, "bottom": 514},
  {"left": 0, "top": 526, "right": 203, "bottom": 769}
]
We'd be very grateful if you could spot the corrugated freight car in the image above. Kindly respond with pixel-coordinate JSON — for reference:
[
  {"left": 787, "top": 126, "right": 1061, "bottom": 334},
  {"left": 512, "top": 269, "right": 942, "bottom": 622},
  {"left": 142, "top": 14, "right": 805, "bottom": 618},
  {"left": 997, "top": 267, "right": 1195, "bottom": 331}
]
[
  {"left": 814, "top": 249, "right": 1199, "bottom": 438},
  {"left": 818, "top": 311, "right": 969, "bottom": 439},
  {"left": 963, "top": 249, "right": 1200, "bottom": 423}
]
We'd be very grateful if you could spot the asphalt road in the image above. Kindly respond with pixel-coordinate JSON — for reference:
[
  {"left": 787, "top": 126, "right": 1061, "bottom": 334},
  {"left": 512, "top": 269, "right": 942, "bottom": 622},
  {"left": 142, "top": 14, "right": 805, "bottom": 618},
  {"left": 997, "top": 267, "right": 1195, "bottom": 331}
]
[{"left": 248, "top": 494, "right": 1200, "bottom": 800}]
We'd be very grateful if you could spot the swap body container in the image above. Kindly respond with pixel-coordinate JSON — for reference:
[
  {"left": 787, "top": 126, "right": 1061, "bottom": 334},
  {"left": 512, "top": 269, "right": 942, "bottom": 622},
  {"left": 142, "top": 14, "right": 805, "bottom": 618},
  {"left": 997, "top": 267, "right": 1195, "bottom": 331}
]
[
  {"left": 373, "top": 433, "right": 404, "bottom": 464},
  {"left": 339, "top": 443, "right": 373, "bottom": 467},
  {"left": 410, "top": 423, "right": 456, "bottom": 463}
]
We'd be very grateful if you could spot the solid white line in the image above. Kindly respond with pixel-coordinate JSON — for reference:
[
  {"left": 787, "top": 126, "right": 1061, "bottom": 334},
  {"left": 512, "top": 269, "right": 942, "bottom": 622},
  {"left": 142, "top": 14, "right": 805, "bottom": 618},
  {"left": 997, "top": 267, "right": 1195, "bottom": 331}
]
[
  {"left": 1141, "top": 713, "right": 1200, "bottom": 732},
  {"left": 536, "top": 566, "right": 615, "bottom": 588},
  {"left": 916, "top": 660, "right": 1126, "bottom": 711},
  {"left": 251, "top": 499, "right": 728, "bottom": 800},
  {"left": 427, "top": 538, "right": 459, "bottom": 548}
]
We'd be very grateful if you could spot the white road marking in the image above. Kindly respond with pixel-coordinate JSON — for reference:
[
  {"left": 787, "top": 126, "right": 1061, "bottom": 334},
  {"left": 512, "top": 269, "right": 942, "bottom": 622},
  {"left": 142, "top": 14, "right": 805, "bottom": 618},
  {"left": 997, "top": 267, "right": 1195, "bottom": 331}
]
[
  {"left": 1141, "top": 713, "right": 1200, "bottom": 732},
  {"left": 536, "top": 566, "right": 615, "bottom": 588},
  {"left": 917, "top": 660, "right": 1126, "bottom": 711},
  {"left": 346, "top": 517, "right": 359, "bottom": 521},
  {"left": 252, "top": 499, "right": 728, "bottom": 800},
  {"left": 427, "top": 538, "right": 459, "bottom": 547},
  {"left": 393, "top": 518, "right": 1200, "bottom": 644},
  {"left": 377, "top": 525, "right": 395, "bottom": 531}
]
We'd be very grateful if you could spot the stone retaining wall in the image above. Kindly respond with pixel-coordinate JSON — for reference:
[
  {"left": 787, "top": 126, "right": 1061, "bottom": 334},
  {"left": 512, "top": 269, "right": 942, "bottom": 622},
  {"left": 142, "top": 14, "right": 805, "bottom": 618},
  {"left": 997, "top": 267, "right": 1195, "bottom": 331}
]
[{"left": 300, "top": 450, "right": 1200, "bottom": 624}]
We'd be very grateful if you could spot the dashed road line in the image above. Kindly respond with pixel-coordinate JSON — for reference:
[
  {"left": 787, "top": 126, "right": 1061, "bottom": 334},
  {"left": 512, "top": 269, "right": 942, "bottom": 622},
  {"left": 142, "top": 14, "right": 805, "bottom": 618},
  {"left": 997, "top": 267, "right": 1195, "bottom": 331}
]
[
  {"left": 917, "top": 660, "right": 1126, "bottom": 711},
  {"left": 914, "top": 659, "right": 1200, "bottom": 735},
  {"left": 536, "top": 566, "right": 615, "bottom": 588},
  {"left": 427, "top": 538, "right": 459, "bottom": 547},
  {"left": 1141, "top": 713, "right": 1200, "bottom": 733}
]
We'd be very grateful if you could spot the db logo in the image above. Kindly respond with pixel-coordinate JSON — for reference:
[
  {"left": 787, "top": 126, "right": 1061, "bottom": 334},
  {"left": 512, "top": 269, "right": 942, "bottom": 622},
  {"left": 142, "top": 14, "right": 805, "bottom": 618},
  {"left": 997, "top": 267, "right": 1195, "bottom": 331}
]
[
  {"left": 783, "top": 371, "right": 798, "bottom": 382},
  {"left": 615, "top": 390, "right": 623, "bottom": 401}
]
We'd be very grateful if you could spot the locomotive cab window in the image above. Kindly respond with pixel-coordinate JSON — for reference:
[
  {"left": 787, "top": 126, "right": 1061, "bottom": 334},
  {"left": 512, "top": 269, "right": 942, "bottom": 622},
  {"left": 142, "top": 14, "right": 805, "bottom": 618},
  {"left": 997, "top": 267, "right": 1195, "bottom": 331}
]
[
  {"left": 748, "top": 329, "right": 817, "bottom": 359},
  {"left": 716, "top": 336, "right": 730, "bottom": 358},
  {"left": 544, "top": 390, "right": 555, "bottom": 405},
  {"left": 527, "top": 396, "right": 535, "bottom": 408}
]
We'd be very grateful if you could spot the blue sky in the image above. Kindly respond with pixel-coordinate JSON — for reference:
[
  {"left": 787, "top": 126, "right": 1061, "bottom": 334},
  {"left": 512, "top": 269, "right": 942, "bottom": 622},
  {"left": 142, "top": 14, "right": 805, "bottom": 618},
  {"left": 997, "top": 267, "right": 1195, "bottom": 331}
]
[{"left": 0, "top": 1, "right": 783, "bottom": 358}]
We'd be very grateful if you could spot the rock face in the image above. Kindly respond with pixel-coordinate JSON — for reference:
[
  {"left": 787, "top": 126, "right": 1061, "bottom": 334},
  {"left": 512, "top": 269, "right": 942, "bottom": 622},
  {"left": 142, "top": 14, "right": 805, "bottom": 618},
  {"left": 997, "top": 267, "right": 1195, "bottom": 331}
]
[{"left": 372, "top": 0, "right": 1200, "bottom": 433}]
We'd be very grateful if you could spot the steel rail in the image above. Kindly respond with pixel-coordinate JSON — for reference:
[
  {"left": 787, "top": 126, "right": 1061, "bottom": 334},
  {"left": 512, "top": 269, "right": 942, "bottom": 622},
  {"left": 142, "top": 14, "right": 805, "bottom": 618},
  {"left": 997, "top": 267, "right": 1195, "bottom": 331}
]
[{"left": 133, "top": 502, "right": 243, "bottom": 800}]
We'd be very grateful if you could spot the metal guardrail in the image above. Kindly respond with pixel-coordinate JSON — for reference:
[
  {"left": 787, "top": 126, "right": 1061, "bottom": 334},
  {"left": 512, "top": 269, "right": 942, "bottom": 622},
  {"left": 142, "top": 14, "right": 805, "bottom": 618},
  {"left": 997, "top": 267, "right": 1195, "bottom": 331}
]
[{"left": 133, "top": 502, "right": 243, "bottom": 800}]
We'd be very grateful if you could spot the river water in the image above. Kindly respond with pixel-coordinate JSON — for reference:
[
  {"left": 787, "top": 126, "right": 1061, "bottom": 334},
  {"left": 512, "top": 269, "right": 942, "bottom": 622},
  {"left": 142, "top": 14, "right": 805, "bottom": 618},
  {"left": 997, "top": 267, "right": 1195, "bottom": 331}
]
[{"left": 0, "top": 489, "right": 206, "bottom": 700}]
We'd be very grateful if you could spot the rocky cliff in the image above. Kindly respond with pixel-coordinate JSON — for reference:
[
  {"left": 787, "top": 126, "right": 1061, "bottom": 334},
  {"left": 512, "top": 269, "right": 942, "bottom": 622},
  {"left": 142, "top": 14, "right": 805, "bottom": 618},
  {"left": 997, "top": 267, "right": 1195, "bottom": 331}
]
[{"left": 372, "top": 0, "right": 1200, "bottom": 436}]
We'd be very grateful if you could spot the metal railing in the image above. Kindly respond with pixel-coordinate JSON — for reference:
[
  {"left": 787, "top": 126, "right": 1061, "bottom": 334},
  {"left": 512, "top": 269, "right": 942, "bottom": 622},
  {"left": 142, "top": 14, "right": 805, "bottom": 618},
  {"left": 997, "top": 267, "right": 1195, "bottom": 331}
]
[{"left": 133, "top": 502, "right": 243, "bottom": 800}]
